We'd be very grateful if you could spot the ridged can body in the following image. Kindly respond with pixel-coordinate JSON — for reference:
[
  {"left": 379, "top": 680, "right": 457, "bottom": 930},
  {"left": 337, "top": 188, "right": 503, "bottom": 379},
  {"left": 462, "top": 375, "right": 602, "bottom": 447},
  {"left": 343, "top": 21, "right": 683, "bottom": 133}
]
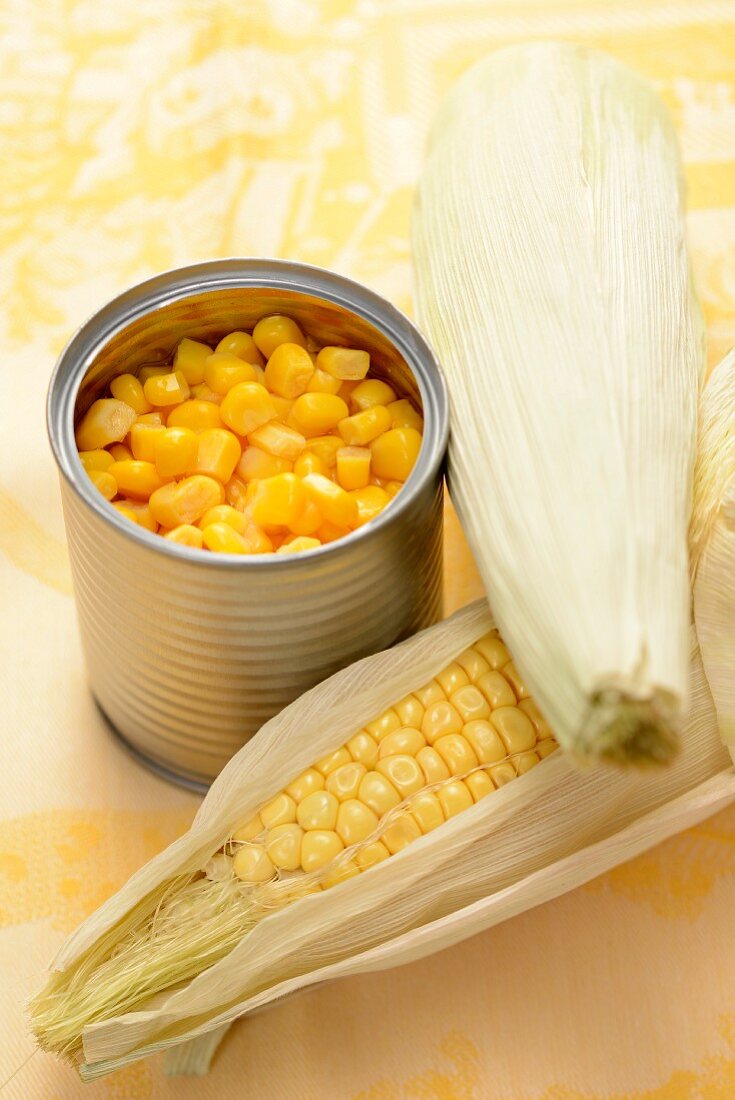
[{"left": 48, "top": 260, "right": 447, "bottom": 788}]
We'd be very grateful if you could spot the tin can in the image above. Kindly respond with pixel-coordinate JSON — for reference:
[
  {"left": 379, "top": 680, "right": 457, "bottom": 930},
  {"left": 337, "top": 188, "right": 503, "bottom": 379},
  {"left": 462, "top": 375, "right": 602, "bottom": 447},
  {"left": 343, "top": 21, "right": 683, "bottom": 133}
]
[{"left": 48, "top": 260, "right": 448, "bottom": 789}]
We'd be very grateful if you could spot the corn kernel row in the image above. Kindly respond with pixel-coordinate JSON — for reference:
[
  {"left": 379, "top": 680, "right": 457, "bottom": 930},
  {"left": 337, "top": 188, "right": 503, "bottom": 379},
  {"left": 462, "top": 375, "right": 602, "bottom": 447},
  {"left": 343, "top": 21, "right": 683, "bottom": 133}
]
[
  {"left": 75, "top": 315, "right": 424, "bottom": 554},
  {"left": 226, "top": 631, "right": 557, "bottom": 889}
]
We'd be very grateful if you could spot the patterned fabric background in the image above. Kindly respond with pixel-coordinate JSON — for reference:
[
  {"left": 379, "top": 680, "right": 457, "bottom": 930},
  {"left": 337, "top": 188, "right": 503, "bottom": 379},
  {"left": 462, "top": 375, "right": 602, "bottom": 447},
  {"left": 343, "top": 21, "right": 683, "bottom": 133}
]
[{"left": 1, "top": 1, "right": 734, "bottom": 1096}]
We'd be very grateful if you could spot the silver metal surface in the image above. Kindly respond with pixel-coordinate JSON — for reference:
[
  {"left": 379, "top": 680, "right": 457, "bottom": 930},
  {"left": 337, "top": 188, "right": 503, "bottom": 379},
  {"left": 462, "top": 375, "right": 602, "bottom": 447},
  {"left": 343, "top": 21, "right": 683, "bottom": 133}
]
[{"left": 48, "top": 259, "right": 448, "bottom": 786}]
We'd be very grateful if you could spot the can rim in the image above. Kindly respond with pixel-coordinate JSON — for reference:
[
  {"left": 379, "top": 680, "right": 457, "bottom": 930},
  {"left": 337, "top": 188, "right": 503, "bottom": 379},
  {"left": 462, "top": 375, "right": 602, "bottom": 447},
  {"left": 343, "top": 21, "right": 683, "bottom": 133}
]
[{"left": 47, "top": 258, "right": 448, "bottom": 569}]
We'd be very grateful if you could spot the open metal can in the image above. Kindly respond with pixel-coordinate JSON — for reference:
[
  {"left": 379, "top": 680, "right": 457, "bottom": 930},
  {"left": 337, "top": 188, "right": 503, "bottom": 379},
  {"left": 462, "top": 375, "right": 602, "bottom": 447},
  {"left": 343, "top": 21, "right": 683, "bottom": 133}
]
[{"left": 48, "top": 260, "right": 448, "bottom": 789}]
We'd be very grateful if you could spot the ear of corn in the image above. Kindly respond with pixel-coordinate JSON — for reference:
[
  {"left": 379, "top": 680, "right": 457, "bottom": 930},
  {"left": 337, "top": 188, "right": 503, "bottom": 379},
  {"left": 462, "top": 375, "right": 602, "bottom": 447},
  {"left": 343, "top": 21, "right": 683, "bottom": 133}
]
[{"left": 412, "top": 42, "right": 704, "bottom": 766}]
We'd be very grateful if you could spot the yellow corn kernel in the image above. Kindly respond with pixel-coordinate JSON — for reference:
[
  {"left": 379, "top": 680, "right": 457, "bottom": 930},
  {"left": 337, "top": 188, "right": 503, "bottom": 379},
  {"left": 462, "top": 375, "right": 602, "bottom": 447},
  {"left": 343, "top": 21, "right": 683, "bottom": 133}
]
[
  {"left": 306, "top": 367, "right": 342, "bottom": 395},
  {"left": 288, "top": 500, "right": 322, "bottom": 537},
  {"left": 251, "top": 473, "right": 306, "bottom": 528},
  {"left": 225, "top": 477, "right": 249, "bottom": 511},
  {"left": 249, "top": 422, "right": 306, "bottom": 462},
  {"left": 316, "top": 346, "right": 370, "bottom": 381},
  {"left": 292, "top": 452, "right": 327, "bottom": 480},
  {"left": 351, "top": 486, "right": 391, "bottom": 528},
  {"left": 455, "top": 647, "right": 491, "bottom": 682},
  {"left": 75, "top": 399, "right": 137, "bottom": 451},
  {"left": 203, "top": 353, "right": 257, "bottom": 395},
  {"left": 79, "top": 449, "right": 114, "bottom": 473},
  {"left": 315, "top": 747, "right": 352, "bottom": 776},
  {"left": 107, "top": 460, "right": 166, "bottom": 501},
  {"left": 338, "top": 405, "right": 392, "bottom": 447},
  {"left": 173, "top": 338, "right": 213, "bottom": 385},
  {"left": 109, "top": 373, "right": 152, "bottom": 415},
  {"left": 516, "top": 751, "right": 540, "bottom": 775},
  {"left": 191, "top": 383, "right": 223, "bottom": 405},
  {"left": 386, "top": 398, "right": 424, "bottom": 432},
  {"left": 215, "top": 331, "right": 264, "bottom": 365},
  {"left": 163, "top": 524, "right": 204, "bottom": 549},
  {"left": 235, "top": 448, "right": 290, "bottom": 483},
  {"left": 268, "top": 395, "right": 294, "bottom": 422},
  {"left": 305, "top": 435, "right": 342, "bottom": 468},
  {"left": 232, "top": 814, "right": 263, "bottom": 842},
  {"left": 465, "top": 770, "right": 495, "bottom": 802},
  {"left": 297, "top": 790, "right": 339, "bottom": 831},
  {"left": 108, "top": 443, "right": 132, "bottom": 462},
  {"left": 276, "top": 536, "right": 321, "bottom": 554},
  {"left": 436, "top": 662, "right": 469, "bottom": 696},
  {"left": 474, "top": 633, "right": 511, "bottom": 669},
  {"left": 300, "top": 829, "right": 344, "bottom": 873},
  {"left": 490, "top": 762, "right": 517, "bottom": 787},
  {"left": 451, "top": 685, "right": 491, "bottom": 723},
  {"left": 302, "top": 473, "right": 357, "bottom": 528},
  {"left": 384, "top": 481, "right": 403, "bottom": 499},
  {"left": 433, "top": 734, "right": 479, "bottom": 777},
  {"left": 233, "top": 844, "right": 276, "bottom": 884},
  {"left": 138, "top": 365, "right": 169, "bottom": 384},
  {"left": 378, "top": 727, "right": 426, "bottom": 759},
  {"left": 316, "top": 521, "right": 351, "bottom": 544},
  {"left": 266, "top": 824, "right": 304, "bottom": 871},
  {"left": 519, "top": 698, "right": 554, "bottom": 739},
  {"left": 537, "top": 740, "right": 559, "bottom": 759},
  {"left": 349, "top": 379, "right": 397, "bottom": 411},
  {"left": 242, "top": 522, "right": 274, "bottom": 554},
  {"left": 408, "top": 791, "right": 445, "bottom": 833},
  {"left": 198, "top": 504, "right": 247, "bottom": 534},
  {"left": 321, "top": 860, "right": 361, "bottom": 889},
  {"left": 219, "top": 382, "right": 276, "bottom": 436},
  {"left": 421, "top": 700, "right": 463, "bottom": 744},
  {"left": 462, "top": 720, "right": 508, "bottom": 765},
  {"left": 260, "top": 792, "right": 297, "bottom": 829},
  {"left": 365, "top": 709, "right": 401, "bottom": 742},
  {"left": 252, "top": 315, "right": 307, "bottom": 358},
  {"left": 166, "top": 400, "right": 220, "bottom": 433},
  {"left": 338, "top": 379, "right": 360, "bottom": 403},
  {"left": 355, "top": 841, "right": 390, "bottom": 870},
  {"left": 154, "top": 427, "right": 198, "bottom": 478},
  {"left": 415, "top": 746, "right": 451, "bottom": 785},
  {"left": 194, "top": 428, "right": 241, "bottom": 483},
  {"left": 394, "top": 695, "right": 425, "bottom": 729},
  {"left": 201, "top": 522, "right": 251, "bottom": 554},
  {"left": 130, "top": 422, "right": 166, "bottom": 463},
  {"left": 476, "top": 670, "right": 516, "bottom": 709},
  {"left": 326, "top": 762, "right": 367, "bottom": 801},
  {"left": 370, "top": 427, "right": 422, "bottom": 481},
  {"left": 336, "top": 447, "right": 371, "bottom": 491},
  {"left": 358, "top": 771, "right": 401, "bottom": 816},
  {"left": 437, "top": 780, "right": 474, "bottom": 819},
  {"left": 286, "top": 768, "right": 325, "bottom": 803},
  {"left": 143, "top": 370, "right": 190, "bottom": 407},
  {"left": 112, "top": 499, "right": 157, "bottom": 531},
  {"left": 264, "top": 343, "right": 314, "bottom": 399},
  {"left": 490, "top": 707, "right": 537, "bottom": 753},
  {"left": 149, "top": 475, "right": 224, "bottom": 527},
  {"left": 381, "top": 811, "right": 422, "bottom": 855},
  {"left": 413, "top": 680, "right": 446, "bottom": 707},
  {"left": 376, "top": 755, "right": 424, "bottom": 799},
  {"left": 503, "top": 661, "right": 529, "bottom": 699},
  {"left": 345, "top": 732, "right": 379, "bottom": 769},
  {"left": 88, "top": 469, "right": 117, "bottom": 500},
  {"left": 291, "top": 393, "right": 349, "bottom": 437}
]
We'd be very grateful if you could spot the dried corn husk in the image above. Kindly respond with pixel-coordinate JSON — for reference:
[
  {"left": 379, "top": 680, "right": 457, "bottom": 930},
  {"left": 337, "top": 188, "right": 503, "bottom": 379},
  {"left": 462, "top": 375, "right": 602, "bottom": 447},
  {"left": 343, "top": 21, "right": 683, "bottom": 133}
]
[
  {"left": 31, "top": 601, "right": 733, "bottom": 1080},
  {"left": 691, "top": 348, "right": 735, "bottom": 748},
  {"left": 412, "top": 42, "right": 704, "bottom": 765}
]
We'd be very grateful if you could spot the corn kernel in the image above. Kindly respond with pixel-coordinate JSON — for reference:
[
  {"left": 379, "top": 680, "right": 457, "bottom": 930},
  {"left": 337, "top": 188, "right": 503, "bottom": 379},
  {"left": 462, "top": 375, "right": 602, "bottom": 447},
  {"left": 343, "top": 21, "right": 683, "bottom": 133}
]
[
  {"left": 384, "top": 481, "right": 403, "bottom": 499},
  {"left": 314, "top": 747, "right": 352, "bottom": 776},
  {"left": 365, "top": 709, "right": 401, "bottom": 742},
  {"left": 249, "top": 422, "right": 306, "bottom": 461},
  {"left": 386, "top": 398, "right": 424, "bottom": 432},
  {"left": 395, "top": 695, "right": 425, "bottom": 729},
  {"left": 378, "top": 727, "right": 426, "bottom": 758},
  {"left": 338, "top": 379, "right": 360, "bottom": 403},
  {"left": 350, "top": 486, "right": 391, "bottom": 527},
  {"left": 451, "top": 685, "right": 491, "bottom": 723},
  {"left": 293, "top": 451, "right": 328, "bottom": 479},
  {"left": 88, "top": 468, "right": 117, "bottom": 500},
  {"left": 350, "top": 379, "right": 396, "bottom": 411},
  {"left": 260, "top": 792, "right": 297, "bottom": 829},
  {"left": 316, "top": 521, "right": 351, "bottom": 544},
  {"left": 154, "top": 427, "right": 198, "bottom": 478},
  {"left": 143, "top": 370, "right": 190, "bottom": 407},
  {"left": 191, "top": 383, "right": 223, "bottom": 405},
  {"left": 490, "top": 707, "right": 537, "bottom": 753},
  {"left": 215, "top": 331, "right": 264, "bottom": 365},
  {"left": 421, "top": 700, "right": 463, "bottom": 744},
  {"left": 516, "top": 751, "right": 540, "bottom": 775},
  {"left": 306, "top": 367, "right": 342, "bottom": 395},
  {"left": 112, "top": 499, "right": 157, "bottom": 531},
  {"left": 518, "top": 698, "right": 554, "bottom": 739},
  {"left": 107, "top": 460, "right": 166, "bottom": 501},
  {"left": 130, "top": 422, "right": 166, "bottom": 463},
  {"left": 490, "top": 762, "right": 517, "bottom": 787},
  {"left": 436, "top": 662, "right": 469, "bottom": 696},
  {"left": 286, "top": 768, "right": 325, "bottom": 803},
  {"left": 138, "top": 366, "right": 169, "bottom": 384},
  {"left": 462, "top": 720, "right": 508, "bottom": 765},
  {"left": 413, "top": 681, "right": 446, "bottom": 707},
  {"left": 288, "top": 500, "right": 322, "bottom": 536},
  {"left": 434, "top": 734, "right": 479, "bottom": 777},
  {"left": 291, "top": 392, "right": 349, "bottom": 437},
  {"left": 220, "top": 382, "right": 276, "bottom": 436},
  {"left": 163, "top": 524, "right": 204, "bottom": 549},
  {"left": 165, "top": 401, "right": 216, "bottom": 434},
  {"left": 437, "top": 780, "right": 474, "bottom": 818},
  {"left": 358, "top": 771, "right": 401, "bottom": 816},
  {"left": 149, "top": 475, "right": 224, "bottom": 527},
  {"left": 326, "top": 762, "right": 367, "bottom": 801},
  {"left": 108, "top": 443, "right": 132, "bottom": 462},
  {"left": 225, "top": 477, "right": 249, "bottom": 510},
  {"left": 198, "top": 504, "right": 248, "bottom": 534},
  {"left": 276, "top": 536, "right": 321, "bottom": 554},
  {"left": 269, "top": 395, "right": 294, "bottom": 421},
  {"left": 455, "top": 648, "right": 491, "bottom": 682},
  {"left": 300, "top": 829, "right": 343, "bottom": 873},
  {"left": 382, "top": 811, "right": 422, "bottom": 854},
  {"left": 201, "top": 522, "right": 251, "bottom": 554},
  {"left": 537, "top": 740, "right": 559, "bottom": 759},
  {"left": 233, "top": 844, "right": 276, "bottom": 884},
  {"left": 305, "top": 435, "right": 342, "bottom": 468},
  {"left": 475, "top": 671, "right": 515, "bottom": 709},
  {"left": 79, "top": 449, "right": 114, "bottom": 473},
  {"left": 173, "top": 338, "right": 213, "bottom": 385},
  {"left": 203, "top": 353, "right": 257, "bottom": 395},
  {"left": 370, "top": 427, "right": 421, "bottom": 481},
  {"left": 345, "top": 732, "right": 379, "bottom": 769},
  {"left": 503, "top": 661, "right": 529, "bottom": 699},
  {"left": 316, "top": 346, "right": 370, "bottom": 381},
  {"left": 321, "top": 860, "right": 361, "bottom": 889},
  {"left": 264, "top": 343, "right": 314, "bottom": 399},
  {"left": 110, "top": 373, "right": 152, "bottom": 415},
  {"left": 297, "top": 790, "right": 339, "bottom": 831},
  {"left": 408, "top": 792, "right": 446, "bottom": 834},
  {"left": 266, "top": 824, "right": 304, "bottom": 871},
  {"left": 242, "top": 522, "right": 274, "bottom": 554},
  {"left": 75, "top": 399, "right": 137, "bottom": 451},
  {"left": 194, "top": 428, "right": 241, "bottom": 483},
  {"left": 232, "top": 814, "right": 263, "bottom": 842},
  {"left": 302, "top": 473, "right": 357, "bottom": 528},
  {"left": 253, "top": 315, "right": 307, "bottom": 358},
  {"left": 338, "top": 405, "right": 391, "bottom": 447},
  {"left": 236, "top": 448, "right": 292, "bottom": 483},
  {"left": 474, "top": 633, "right": 511, "bottom": 669},
  {"left": 336, "top": 447, "right": 371, "bottom": 491},
  {"left": 465, "top": 770, "right": 495, "bottom": 802},
  {"left": 251, "top": 473, "right": 306, "bottom": 528},
  {"left": 415, "top": 746, "right": 451, "bottom": 785},
  {"left": 376, "top": 755, "right": 424, "bottom": 798},
  {"left": 355, "top": 841, "right": 390, "bottom": 870}
]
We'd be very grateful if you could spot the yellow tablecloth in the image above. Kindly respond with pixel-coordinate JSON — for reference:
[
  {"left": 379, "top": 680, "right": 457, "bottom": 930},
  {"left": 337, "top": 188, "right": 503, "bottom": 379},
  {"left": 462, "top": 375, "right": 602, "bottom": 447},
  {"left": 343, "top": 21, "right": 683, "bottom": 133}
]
[{"left": 2, "top": 2, "right": 735, "bottom": 1096}]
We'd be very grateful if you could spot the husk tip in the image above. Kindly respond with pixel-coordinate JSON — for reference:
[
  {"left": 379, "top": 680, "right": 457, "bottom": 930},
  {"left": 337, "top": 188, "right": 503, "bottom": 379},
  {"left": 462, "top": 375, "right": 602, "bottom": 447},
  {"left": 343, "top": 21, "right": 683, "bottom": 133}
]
[{"left": 577, "top": 690, "right": 680, "bottom": 767}]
